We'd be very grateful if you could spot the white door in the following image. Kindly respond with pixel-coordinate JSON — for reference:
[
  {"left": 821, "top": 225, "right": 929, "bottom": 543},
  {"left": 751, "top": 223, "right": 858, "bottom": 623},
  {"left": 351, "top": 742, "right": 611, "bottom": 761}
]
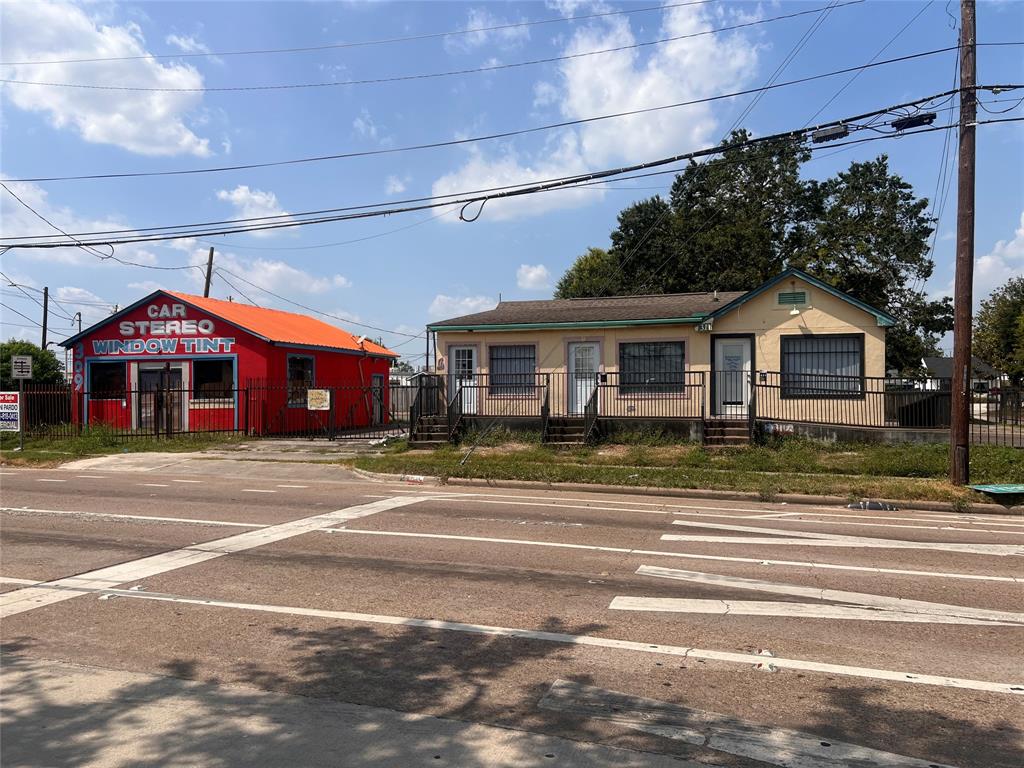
[
  {"left": 449, "top": 346, "right": 477, "bottom": 415},
  {"left": 714, "top": 338, "right": 752, "bottom": 416},
  {"left": 568, "top": 342, "right": 599, "bottom": 415}
]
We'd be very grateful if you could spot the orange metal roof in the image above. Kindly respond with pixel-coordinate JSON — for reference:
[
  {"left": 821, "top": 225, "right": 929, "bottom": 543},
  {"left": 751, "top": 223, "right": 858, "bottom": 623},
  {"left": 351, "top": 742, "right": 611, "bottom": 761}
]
[{"left": 166, "top": 292, "right": 398, "bottom": 357}]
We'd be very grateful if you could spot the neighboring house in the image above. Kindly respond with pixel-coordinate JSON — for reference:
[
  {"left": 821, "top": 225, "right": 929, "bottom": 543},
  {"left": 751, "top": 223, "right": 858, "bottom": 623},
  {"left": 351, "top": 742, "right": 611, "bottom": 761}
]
[
  {"left": 921, "top": 356, "right": 1005, "bottom": 390},
  {"left": 60, "top": 290, "right": 397, "bottom": 434},
  {"left": 426, "top": 268, "right": 896, "bottom": 443}
]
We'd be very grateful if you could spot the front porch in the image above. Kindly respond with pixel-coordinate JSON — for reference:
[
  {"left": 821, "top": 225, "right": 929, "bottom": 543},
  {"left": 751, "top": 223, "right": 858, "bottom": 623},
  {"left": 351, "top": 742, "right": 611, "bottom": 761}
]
[{"left": 408, "top": 372, "right": 1023, "bottom": 448}]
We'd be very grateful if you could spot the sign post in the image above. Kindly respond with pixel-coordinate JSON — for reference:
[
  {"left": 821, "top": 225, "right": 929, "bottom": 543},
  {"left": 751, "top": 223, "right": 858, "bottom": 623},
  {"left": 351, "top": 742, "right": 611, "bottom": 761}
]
[{"left": 8, "top": 353, "right": 32, "bottom": 451}]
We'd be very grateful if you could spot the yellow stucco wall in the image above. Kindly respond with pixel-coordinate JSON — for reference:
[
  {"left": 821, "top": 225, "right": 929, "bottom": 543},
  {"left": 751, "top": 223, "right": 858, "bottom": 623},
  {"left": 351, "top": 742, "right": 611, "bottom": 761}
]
[{"left": 433, "top": 275, "right": 888, "bottom": 424}]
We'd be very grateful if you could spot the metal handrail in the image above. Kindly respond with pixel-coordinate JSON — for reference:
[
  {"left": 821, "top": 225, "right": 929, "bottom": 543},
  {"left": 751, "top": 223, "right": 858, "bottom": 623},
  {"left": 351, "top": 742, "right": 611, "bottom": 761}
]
[
  {"left": 540, "top": 374, "right": 551, "bottom": 442},
  {"left": 583, "top": 385, "right": 600, "bottom": 443},
  {"left": 447, "top": 386, "right": 464, "bottom": 441}
]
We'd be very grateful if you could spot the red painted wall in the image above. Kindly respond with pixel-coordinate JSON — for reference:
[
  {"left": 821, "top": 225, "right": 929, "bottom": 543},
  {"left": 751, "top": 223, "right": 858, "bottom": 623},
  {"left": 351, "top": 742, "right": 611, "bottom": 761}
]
[{"left": 68, "top": 293, "right": 393, "bottom": 434}]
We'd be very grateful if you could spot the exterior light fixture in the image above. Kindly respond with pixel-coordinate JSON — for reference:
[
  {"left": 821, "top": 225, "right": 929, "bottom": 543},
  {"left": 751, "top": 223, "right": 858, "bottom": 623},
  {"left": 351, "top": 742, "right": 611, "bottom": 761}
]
[{"left": 790, "top": 305, "right": 801, "bottom": 317}]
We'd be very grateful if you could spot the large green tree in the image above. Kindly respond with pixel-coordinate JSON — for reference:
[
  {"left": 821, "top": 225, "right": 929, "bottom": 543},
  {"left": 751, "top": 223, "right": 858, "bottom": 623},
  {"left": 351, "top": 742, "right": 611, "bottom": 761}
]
[
  {"left": 556, "top": 134, "right": 949, "bottom": 371},
  {"left": 974, "top": 276, "right": 1024, "bottom": 384},
  {"left": 1, "top": 340, "right": 65, "bottom": 390},
  {"left": 789, "top": 157, "right": 950, "bottom": 372}
]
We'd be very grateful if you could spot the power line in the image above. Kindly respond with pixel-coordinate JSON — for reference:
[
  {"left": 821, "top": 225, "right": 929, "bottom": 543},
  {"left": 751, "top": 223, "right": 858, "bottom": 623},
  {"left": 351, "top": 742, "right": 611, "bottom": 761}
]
[
  {"left": 212, "top": 270, "right": 260, "bottom": 307},
  {"left": 7, "top": 85, "right": 1011, "bottom": 246},
  {"left": 0, "top": 1, "right": 713, "bottom": 66},
  {"left": 1, "top": 2, "right": 864, "bottom": 94},
  {"left": 215, "top": 266, "right": 424, "bottom": 341},
  {"left": 9, "top": 45, "right": 1001, "bottom": 185},
  {"left": 0, "top": 302, "right": 43, "bottom": 328},
  {"left": 804, "top": 0, "right": 934, "bottom": 126},
  {"left": 5, "top": 116, "right": 1017, "bottom": 250}
]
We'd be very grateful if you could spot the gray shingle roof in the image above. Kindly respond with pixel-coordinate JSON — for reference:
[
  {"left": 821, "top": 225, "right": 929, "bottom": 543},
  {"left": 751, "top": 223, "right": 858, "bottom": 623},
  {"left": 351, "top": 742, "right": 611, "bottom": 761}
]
[
  {"left": 429, "top": 291, "right": 747, "bottom": 328},
  {"left": 922, "top": 356, "right": 1002, "bottom": 378}
]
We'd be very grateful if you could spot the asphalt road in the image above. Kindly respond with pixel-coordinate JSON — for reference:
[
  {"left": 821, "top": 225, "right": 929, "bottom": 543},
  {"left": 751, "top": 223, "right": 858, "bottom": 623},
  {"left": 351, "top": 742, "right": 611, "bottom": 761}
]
[{"left": 1, "top": 460, "right": 1022, "bottom": 767}]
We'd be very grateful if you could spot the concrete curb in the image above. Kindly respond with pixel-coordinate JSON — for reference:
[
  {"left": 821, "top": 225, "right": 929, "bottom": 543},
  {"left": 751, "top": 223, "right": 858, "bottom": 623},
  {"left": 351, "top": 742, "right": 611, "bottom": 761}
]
[
  {"left": 349, "top": 467, "right": 441, "bottom": 486},
  {"left": 350, "top": 468, "right": 1022, "bottom": 515}
]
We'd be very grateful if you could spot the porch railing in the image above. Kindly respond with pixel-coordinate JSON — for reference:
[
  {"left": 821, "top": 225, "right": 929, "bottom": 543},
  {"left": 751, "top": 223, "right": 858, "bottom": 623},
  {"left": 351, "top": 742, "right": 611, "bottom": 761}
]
[
  {"left": 447, "top": 385, "right": 463, "bottom": 441},
  {"left": 583, "top": 385, "right": 600, "bottom": 442}
]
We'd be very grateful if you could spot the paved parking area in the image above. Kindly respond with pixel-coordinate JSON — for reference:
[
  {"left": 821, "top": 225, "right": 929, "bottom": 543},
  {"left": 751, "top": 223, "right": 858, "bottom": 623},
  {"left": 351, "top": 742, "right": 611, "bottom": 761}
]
[{"left": 1, "top": 464, "right": 1022, "bottom": 767}]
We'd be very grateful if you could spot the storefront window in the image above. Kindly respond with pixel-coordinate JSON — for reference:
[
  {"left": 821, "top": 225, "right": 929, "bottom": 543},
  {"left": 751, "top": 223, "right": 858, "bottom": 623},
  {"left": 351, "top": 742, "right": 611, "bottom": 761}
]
[
  {"left": 88, "top": 362, "right": 126, "bottom": 398},
  {"left": 287, "top": 355, "right": 315, "bottom": 407},
  {"left": 193, "top": 359, "right": 234, "bottom": 399}
]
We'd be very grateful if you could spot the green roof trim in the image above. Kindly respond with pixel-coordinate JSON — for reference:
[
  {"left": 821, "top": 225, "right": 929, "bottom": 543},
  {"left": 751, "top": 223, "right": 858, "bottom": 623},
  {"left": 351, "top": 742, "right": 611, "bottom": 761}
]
[
  {"left": 427, "top": 316, "right": 709, "bottom": 332},
  {"left": 706, "top": 267, "right": 896, "bottom": 327}
]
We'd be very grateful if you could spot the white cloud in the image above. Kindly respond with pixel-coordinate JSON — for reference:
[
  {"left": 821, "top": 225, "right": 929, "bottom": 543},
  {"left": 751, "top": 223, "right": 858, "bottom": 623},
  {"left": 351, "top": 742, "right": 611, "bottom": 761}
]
[
  {"left": 444, "top": 7, "right": 530, "bottom": 53},
  {"left": 181, "top": 247, "right": 352, "bottom": 297},
  {"left": 385, "top": 175, "right": 409, "bottom": 195},
  {"left": 0, "top": 179, "right": 161, "bottom": 267},
  {"left": 54, "top": 285, "right": 114, "bottom": 327},
  {"left": 432, "top": 3, "right": 757, "bottom": 220},
  {"left": 428, "top": 294, "right": 496, "bottom": 319},
  {"left": 165, "top": 33, "right": 209, "bottom": 54},
  {"left": 1, "top": 1, "right": 211, "bottom": 156},
  {"left": 127, "top": 280, "right": 165, "bottom": 293},
  {"left": 215, "top": 185, "right": 291, "bottom": 238},
  {"left": 517, "top": 263, "right": 551, "bottom": 291},
  {"left": 975, "top": 210, "right": 1024, "bottom": 302}
]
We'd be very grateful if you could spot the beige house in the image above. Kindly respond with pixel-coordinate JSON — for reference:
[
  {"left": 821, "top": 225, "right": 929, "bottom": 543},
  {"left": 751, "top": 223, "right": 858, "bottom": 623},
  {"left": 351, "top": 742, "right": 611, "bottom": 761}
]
[{"left": 425, "top": 268, "right": 896, "bottom": 443}]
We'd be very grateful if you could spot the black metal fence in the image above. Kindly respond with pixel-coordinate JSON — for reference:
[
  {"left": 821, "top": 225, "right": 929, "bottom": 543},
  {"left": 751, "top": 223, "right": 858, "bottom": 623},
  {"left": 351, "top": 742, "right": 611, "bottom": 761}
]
[
  {"left": 12, "top": 381, "right": 420, "bottom": 441},
  {"left": 12, "top": 374, "right": 1021, "bottom": 447}
]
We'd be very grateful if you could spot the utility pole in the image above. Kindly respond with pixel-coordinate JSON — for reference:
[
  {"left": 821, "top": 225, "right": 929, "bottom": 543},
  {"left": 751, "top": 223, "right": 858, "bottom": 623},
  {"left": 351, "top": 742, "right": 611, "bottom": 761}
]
[
  {"left": 73, "top": 312, "right": 82, "bottom": 334},
  {"left": 203, "top": 246, "right": 215, "bottom": 298},
  {"left": 950, "top": 0, "right": 976, "bottom": 486},
  {"left": 40, "top": 286, "right": 49, "bottom": 349}
]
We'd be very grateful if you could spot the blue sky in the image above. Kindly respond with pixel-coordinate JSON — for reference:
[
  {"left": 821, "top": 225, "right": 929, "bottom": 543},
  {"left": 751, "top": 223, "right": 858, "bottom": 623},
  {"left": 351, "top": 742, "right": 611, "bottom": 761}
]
[{"left": 2, "top": 0, "right": 1022, "bottom": 364}]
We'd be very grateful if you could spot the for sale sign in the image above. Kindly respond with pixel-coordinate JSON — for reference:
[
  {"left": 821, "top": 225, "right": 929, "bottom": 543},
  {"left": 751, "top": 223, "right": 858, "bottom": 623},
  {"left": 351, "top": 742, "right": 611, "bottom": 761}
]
[{"left": 0, "top": 392, "right": 20, "bottom": 432}]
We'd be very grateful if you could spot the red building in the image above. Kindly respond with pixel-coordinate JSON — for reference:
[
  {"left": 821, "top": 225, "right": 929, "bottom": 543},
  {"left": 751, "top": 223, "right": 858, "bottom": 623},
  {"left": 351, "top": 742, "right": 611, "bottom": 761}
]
[{"left": 60, "top": 291, "right": 398, "bottom": 436}]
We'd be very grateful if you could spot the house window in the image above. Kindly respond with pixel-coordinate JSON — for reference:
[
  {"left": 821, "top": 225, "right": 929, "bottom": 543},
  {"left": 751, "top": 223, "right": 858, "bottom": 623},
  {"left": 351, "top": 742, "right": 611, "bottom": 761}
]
[
  {"left": 619, "top": 342, "right": 685, "bottom": 394},
  {"left": 489, "top": 345, "right": 536, "bottom": 394},
  {"left": 287, "top": 355, "right": 315, "bottom": 407},
  {"left": 88, "top": 362, "right": 126, "bottom": 398},
  {"left": 781, "top": 334, "right": 864, "bottom": 397},
  {"left": 193, "top": 359, "right": 234, "bottom": 399}
]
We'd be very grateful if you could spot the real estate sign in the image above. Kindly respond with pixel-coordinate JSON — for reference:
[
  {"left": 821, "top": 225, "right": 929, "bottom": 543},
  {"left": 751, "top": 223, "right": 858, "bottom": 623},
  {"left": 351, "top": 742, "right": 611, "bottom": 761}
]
[{"left": 0, "top": 392, "right": 20, "bottom": 431}]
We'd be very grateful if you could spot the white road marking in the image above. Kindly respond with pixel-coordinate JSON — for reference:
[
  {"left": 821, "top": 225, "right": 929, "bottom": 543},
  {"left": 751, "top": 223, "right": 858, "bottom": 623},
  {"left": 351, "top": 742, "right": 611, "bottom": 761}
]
[
  {"left": 241, "top": 489, "right": 276, "bottom": 494},
  {"left": 666, "top": 520, "right": 1024, "bottom": 556},
  {"left": 635, "top": 565, "right": 1024, "bottom": 624},
  {"left": 0, "top": 577, "right": 38, "bottom": 586},
  {"left": 0, "top": 507, "right": 266, "bottom": 529},
  {"left": 171, "top": 479, "right": 202, "bottom": 484},
  {"left": 0, "top": 495, "right": 432, "bottom": 619},
  {"left": 540, "top": 679, "right": 959, "bottom": 768},
  {"left": 609, "top": 597, "right": 1019, "bottom": 625},
  {"left": 139, "top": 483, "right": 169, "bottom": 488},
  {"left": 690, "top": 512, "right": 1024, "bottom": 534},
  {"left": 276, "top": 485, "right": 308, "bottom": 489},
  {"left": 324, "top": 528, "right": 1017, "bottom": 582},
  {"left": 75, "top": 475, "right": 105, "bottom": 479},
  {"left": 392, "top": 489, "right": 1004, "bottom": 526},
  {"left": 91, "top": 587, "right": 1022, "bottom": 695},
  {"left": 35, "top": 479, "right": 66, "bottom": 483}
]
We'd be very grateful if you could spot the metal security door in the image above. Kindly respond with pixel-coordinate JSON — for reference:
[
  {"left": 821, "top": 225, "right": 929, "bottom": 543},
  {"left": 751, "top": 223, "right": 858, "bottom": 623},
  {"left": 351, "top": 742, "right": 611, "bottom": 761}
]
[
  {"left": 568, "top": 342, "right": 598, "bottom": 415},
  {"left": 138, "top": 365, "right": 184, "bottom": 433},
  {"left": 714, "top": 339, "right": 752, "bottom": 416},
  {"left": 449, "top": 347, "right": 477, "bottom": 415},
  {"left": 371, "top": 374, "right": 385, "bottom": 425}
]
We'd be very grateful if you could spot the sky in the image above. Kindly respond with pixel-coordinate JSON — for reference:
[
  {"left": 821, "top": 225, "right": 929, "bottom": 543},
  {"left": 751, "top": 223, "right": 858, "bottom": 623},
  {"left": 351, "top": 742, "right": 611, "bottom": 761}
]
[{"left": 1, "top": 0, "right": 1022, "bottom": 366}]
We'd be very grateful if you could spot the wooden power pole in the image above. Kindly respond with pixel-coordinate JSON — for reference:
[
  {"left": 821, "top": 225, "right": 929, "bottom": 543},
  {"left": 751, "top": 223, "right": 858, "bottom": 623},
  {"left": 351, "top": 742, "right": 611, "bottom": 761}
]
[
  {"left": 203, "top": 247, "right": 215, "bottom": 298},
  {"left": 950, "top": 0, "right": 976, "bottom": 485}
]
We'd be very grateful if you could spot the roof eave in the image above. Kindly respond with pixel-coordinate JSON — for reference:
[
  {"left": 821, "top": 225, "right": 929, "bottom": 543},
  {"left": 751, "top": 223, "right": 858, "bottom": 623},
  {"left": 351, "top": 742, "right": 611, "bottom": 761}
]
[
  {"left": 705, "top": 267, "right": 896, "bottom": 327},
  {"left": 428, "top": 316, "right": 708, "bottom": 332}
]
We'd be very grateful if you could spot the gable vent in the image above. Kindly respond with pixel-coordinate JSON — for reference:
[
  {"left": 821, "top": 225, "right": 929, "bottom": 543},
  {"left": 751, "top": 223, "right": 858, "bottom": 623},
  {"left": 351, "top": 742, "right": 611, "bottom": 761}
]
[{"left": 778, "top": 290, "right": 807, "bottom": 306}]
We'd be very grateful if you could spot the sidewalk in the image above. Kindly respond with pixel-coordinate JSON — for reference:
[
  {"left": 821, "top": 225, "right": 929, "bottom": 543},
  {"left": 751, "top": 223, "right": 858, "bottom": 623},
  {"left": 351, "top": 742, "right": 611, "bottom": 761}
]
[{"left": 1, "top": 657, "right": 695, "bottom": 768}]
